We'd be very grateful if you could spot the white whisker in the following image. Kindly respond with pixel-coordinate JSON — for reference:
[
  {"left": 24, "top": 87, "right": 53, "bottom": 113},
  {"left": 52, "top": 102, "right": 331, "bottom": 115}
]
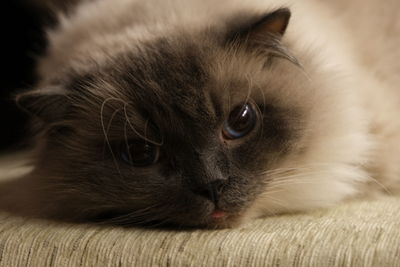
[{"left": 100, "top": 97, "right": 126, "bottom": 177}]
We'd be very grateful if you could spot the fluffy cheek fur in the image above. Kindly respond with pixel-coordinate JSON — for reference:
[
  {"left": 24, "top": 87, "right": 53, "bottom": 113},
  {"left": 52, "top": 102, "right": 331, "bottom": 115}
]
[{"left": 239, "top": 55, "right": 373, "bottom": 220}]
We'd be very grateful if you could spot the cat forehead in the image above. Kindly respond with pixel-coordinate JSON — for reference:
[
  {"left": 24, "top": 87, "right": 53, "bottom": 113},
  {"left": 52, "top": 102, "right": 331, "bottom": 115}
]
[
  {"left": 65, "top": 34, "right": 294, "bottom": 134},
  {"left": 115, "top": 38, "right": 217, "bottom": 125},
  {"left": 102, "top": 36, "right": 272, "bottom": 112},
  {"left": 63, "top": 37, "right": 222, "bottom": 138}
]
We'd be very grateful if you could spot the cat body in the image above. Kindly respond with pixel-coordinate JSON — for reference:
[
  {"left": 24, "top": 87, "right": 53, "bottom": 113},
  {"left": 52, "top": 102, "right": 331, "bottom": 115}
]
[{"left": 2, "top": 0, "right": 399, "bottom": 227}]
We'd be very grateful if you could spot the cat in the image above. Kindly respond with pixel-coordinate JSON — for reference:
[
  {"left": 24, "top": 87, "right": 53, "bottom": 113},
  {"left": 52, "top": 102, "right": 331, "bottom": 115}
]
[{"left": 1, "top": 0, "right": 399, "bottom": 228}]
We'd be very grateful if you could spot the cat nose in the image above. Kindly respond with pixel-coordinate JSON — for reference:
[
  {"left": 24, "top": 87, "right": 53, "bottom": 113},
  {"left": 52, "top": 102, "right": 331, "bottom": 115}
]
[{"left": 191, "top": 180, "right": 225, "bottom": 204}]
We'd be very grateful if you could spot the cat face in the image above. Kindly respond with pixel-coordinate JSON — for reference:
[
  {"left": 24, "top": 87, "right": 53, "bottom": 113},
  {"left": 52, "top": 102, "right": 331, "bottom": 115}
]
[{"left": 18, "top": 9, "right": 316, "bottom": 227}]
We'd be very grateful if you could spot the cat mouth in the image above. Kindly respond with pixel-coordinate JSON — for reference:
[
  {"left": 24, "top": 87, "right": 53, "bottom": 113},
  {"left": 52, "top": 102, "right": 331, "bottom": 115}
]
[
  {"left": 210, "top": 209, "right": 227, "bottom": 219},
  {"left": 203, "top": 198, "right": 252, "bottom": 228},
  {"left": 205, "top": 208, "right": 245, "bottom": 228}
]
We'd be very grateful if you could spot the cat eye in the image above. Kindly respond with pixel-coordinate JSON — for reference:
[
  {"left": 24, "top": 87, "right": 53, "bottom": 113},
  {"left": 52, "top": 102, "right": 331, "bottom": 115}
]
[
  {"left": 222, "top": 102, "right": 257, "bottom": 140},
  {"left": 120, "top": 140, "right": 160, "bottom": 167}
]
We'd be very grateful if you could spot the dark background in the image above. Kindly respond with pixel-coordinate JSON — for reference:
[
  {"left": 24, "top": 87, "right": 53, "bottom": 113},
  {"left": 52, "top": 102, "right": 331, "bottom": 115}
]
[{"left": 0, "top": 1, "right": 52, "bottom": 150}]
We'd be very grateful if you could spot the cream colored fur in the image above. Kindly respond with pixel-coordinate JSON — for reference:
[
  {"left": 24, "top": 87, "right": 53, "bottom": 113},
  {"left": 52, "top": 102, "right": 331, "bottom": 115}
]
[{"left": 39, "top": 0, "right": 400, "bottom": 222}]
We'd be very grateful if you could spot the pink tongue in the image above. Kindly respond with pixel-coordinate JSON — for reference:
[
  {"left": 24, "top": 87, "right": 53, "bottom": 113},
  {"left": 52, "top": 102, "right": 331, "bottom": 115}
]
[{"left": 211, "top": 210, "right": 227, "bottom": 219}]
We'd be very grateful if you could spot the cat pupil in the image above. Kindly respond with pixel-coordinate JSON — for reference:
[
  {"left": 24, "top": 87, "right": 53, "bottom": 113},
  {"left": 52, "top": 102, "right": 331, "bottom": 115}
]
[
  {"left": 121, "top": 140, "right": 159, "bottom": 167},
  {"left": 222, "top": 103, "right": 257, "bottom": 140}
]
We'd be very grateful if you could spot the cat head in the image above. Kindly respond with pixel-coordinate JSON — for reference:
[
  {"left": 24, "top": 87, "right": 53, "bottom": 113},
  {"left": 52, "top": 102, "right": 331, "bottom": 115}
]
[{"left": 16, "top": 7, "right": 368, "bottom": 228}]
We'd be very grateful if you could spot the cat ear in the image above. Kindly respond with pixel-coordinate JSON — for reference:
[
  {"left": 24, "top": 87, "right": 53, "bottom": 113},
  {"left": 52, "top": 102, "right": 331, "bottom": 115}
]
[
  {"left": 226, "top": 8, "right": 291, "bottom": 45},
  {"left": 16, "top": 86, "right": 69, "bottom": 123}
]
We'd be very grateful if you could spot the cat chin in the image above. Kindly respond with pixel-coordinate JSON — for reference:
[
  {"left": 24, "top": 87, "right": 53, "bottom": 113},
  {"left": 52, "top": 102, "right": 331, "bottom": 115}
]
[{"left": 196, "top": 213, "right": 249, "bottom": 229}]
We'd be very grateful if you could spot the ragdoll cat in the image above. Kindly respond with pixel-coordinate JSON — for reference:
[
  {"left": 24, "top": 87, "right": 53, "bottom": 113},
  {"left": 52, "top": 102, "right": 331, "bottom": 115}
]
[{"left": 1, "top": 0, "right": 399, "bottom": 228}]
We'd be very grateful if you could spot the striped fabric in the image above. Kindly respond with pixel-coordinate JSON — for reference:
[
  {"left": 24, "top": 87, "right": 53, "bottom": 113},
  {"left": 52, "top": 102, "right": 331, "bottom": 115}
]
[{"left": 0, "top": 153, "right": 399, "bottom": 266}]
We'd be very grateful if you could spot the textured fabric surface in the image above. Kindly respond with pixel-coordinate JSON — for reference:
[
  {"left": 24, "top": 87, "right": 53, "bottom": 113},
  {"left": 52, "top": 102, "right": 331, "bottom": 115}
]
[{"left": 0, "top": 153, "right": 399, "bottom": 266}]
